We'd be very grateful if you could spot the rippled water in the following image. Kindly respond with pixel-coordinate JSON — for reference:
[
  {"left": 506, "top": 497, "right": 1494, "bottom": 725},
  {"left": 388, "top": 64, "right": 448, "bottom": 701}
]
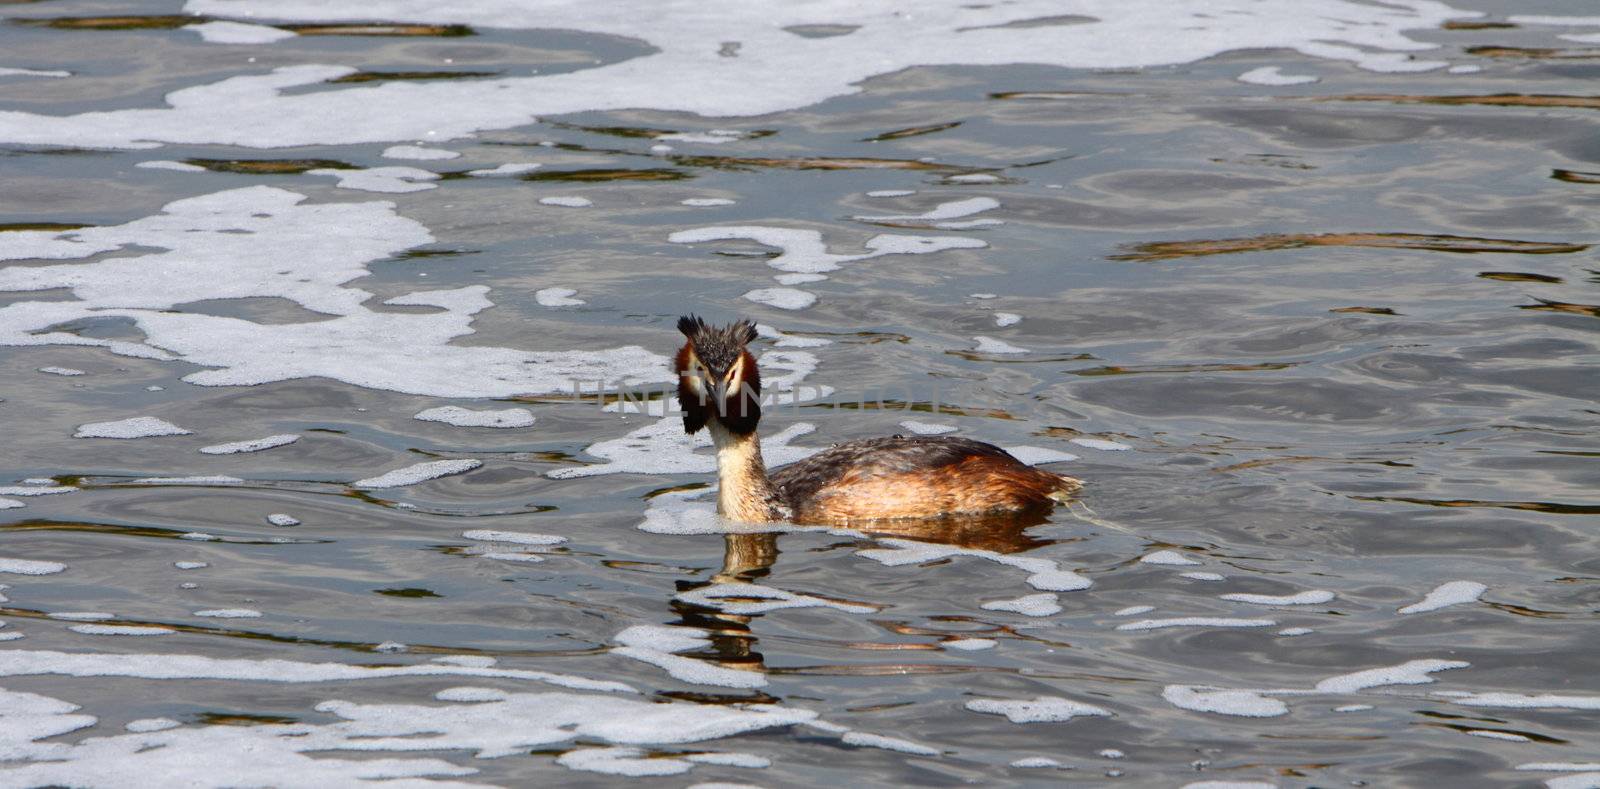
[{"left": 2, "top": 1, "right": 1599, "bottom": 787}]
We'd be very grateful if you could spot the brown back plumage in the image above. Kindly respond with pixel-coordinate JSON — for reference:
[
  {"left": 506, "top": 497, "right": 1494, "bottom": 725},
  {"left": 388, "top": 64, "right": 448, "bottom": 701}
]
[{"left": 772, "top": 435, "right": 1080, "bottom": 524}]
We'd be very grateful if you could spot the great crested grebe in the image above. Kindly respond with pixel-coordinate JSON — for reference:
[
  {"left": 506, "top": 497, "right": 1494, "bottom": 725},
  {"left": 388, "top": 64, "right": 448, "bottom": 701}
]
[{"left": 674, "top": 315, "right": 1082, "bottom": 524}]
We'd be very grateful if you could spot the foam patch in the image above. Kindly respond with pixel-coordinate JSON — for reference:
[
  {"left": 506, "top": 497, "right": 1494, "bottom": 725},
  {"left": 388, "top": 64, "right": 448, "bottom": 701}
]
[{"left": 0, "top": 187, "right": 667, "bottom": 397}]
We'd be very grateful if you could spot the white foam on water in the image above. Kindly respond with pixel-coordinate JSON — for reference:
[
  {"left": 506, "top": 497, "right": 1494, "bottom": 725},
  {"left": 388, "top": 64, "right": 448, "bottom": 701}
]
[
  {"left": 193, "top": 609, "right": 263, "bottom": 618},
  {"left": 686, "top": 752, "right": 770, "bottom": 769},
  {"left": 47, "top": 613, "right": 114, "bottom": 621},
  {"left": 266, "top": 514, "right": 300, "bottom": 526},
  {"left": 753, "top": 323, "right": 831, "bottom": 348},
  {"left": 0, "top": 500, "right": 22, "bottom": 510},
  {"left": 1003, "top": 446, "right": 1077, "bottom": 464},
  {"left": 1163, "top": 686, "right": 1290, "bottom": 717},
  {"left": 1181, "top": 782, "right": 1279, "bottom": 789},
  {"left": 993, "top": 312, "right": 1021, "bottom": 327},
  {"left": 137, "top": 160, "right": 208, "bottom": 174},
  {"left": 0, "top": 0, "right": 1473, "bottom": 148},
  {"left": 479, "top": 552, "right": 543, "bottom": 563},
  {"left": 655, "top": 129, "right": 748, "bottom": 144},
  {"left": 965, "top": 696, "right": 1110, "bottom": 723},
  {"left": 1099, "top": 749, "right": 1125, "bottom": 759},
  {"left": 677, "top": 582, "right": 877, "bottom": 615},
  {"left": 1182, "top": 572, "right": 1226, "bottom": 581},
  {"left": 180, "top": 532, "right": 219, "bottom": 541},
  {"left": 1277, "top": 627, "right": 1313, "bottom": 637},
  {"left": 1466, "top": 729, "right": 1530, "bottom": 741},
  {"left": 858, "top": 537, "right": 1092, "bottom": 592},
  {"left": 462, "top": 529, "right": 566, "bottom": 546},
  {"left": 73, "top": 417, "right": 191, "bottom": 439},
  {"left": 185, "top": 20, "right": 297, "bottom": 44},
  {"left": 38, "top": 366, "right": 85, "bottom": 376},
  {"left": 353, "top": 459, "right": 482, "bottom": 488},
  {"left": 1448, "top": 63, "right": 1484, "bottom": 73},
  {"left": 124, "top": 718, "right": 182, "bottom": 733},
  {"left": 1440, "top": 692, "right": 1600, "bottom": 710},
  {"left": 434, "top": 687, "right": 509, "bottom": 702},
  {"left": 1011, "top": 756, "right": 1064, "bottom": 768},
  {"left": 772, "top": 273, "right": 826, "bottom": 285},
  {"left": 0, "top": 632, "right": 22, "bottom": 642},
  {"left": 840, "top": 731, "right": 940, "bottom": 756},
  {"left": 557, "top": 747, "right": 691, "bottom": 777},
  {"left": 1070, "top": 437, "right": 1131, "bottom": 451},
  {"left": 635, "top": 490, "right": 746, "bottom": 536},
  {"left": 1117, "top": 617, "right": 1276, "bottom": 631},
  {"left": 533, "top": 287, "right": 585, "bottom": 307},
  {"left": 743, "top": 287, "right": 816, "bottom": 310},
  {"left": 382, "top": 145, "right": 461, "bottom": 161},
  {"left": 133, "top": 476, "right": 243, "bottom": 485},
  {"left": 199, "top": 434, "right": 300, "bottom": 454},
  {"left": 614, "top": 625, "right": 767, "bottom": 689},
  {"left": 1398, "top": 580, "right": 1486, "bottom": 614},
  {"left": 948, "top": 173, "right": 1002, "bottom": 184},
  {"left": 1237, "top": 66, "right": 1319, "bottom": 85},
  {"left": 466, "top": 162, "right": 542, "bottom": 176},
  {"left": 670, "top": 225, "right": 986, "bottom": 274},
  {"left": 415, "top": 405, "right": 535, "bottom": 428},
  {"left": 68, "top": 625, "right": 174, "bottom": 636},
  {"left": 2, "top": 188, "right": 668, "bottom": 397},
  {"left": 1314, "top": 660, "right": 1469, "bottom": 693},
  {"left": 1547, "top": 775, "right": 1600, "bottom": 789},
  {"left": 0, "top": 485, "right": 77, "bottom": 497},
  {"left": 972, "top": 336, "right": 1027, "bottom": 354},
  {"left": 899, "top": 420, "right": 958, "bottom": 435},
  {"left": 250, "top": 692, "right": 810, "bottom": 756},
  {"left": 856, "top": 197, "right": 1002, "bottom": 229},
  {"left": 539, "top": 196, "right": 592, "bottom": 207},
  {"left": 943, "top": 638, "right": 996, "bottom": 651},
  {"left": 1520, "top": 764, "right": 1600, "bottom": 772},
  {"left": 0, "top": 649, "right": 632, "bottom": 692},
  {"left": 0, "top": 67, "right": 70, "bottom": 79},
  {"left": 867, "top": 190, "right": 916, "bottom": 198},
  {"left": 432, "top": 656, "right": 496, "bottom": 668},
  {"left": 173, "top": 562, "right": 208, "bottom": 570},
  {"left": 1221, "top": 590, "right": 1335, "bottom": 606},
  {"left": 682, "top": 198, "right": 737, "bottom": 207},
  {"left": 981, "top": 593, "right": 1061, "bottom": 617},
  {"left": 970, "top": 293, "right": 997, "bottom": 299},
  {"left": 1507, "top": 15, "right": 1600, "bottom": 25},
  {"left": 1114, "top": 605, "right": 1155, "bottom": 616},
  {"left": 308, "top": 165, "right": 440, "bottom": 193},
  {"left": 3, "top": 686, "right": 813, "bottom": 785},
  {"left": 0, "top": 558, "right": 65, "bottom": 575},
  {"left": 1333, "top": 704, "right": 1373, "bottom": 712},
  {"left": 1141, "top": 550, "right": 1201, "bottom": 566}
]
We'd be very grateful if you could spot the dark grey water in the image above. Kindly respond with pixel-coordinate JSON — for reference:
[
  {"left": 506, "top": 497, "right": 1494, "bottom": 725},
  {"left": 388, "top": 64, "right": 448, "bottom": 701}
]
[{"left": 1, "top": 1, "right": 1598, "bottom": 787}]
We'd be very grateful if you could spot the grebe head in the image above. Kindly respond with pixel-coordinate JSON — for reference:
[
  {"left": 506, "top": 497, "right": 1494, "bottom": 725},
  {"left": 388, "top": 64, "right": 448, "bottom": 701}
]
[{"left": 674, "top": 314, "right": 763, "bottom": 436}]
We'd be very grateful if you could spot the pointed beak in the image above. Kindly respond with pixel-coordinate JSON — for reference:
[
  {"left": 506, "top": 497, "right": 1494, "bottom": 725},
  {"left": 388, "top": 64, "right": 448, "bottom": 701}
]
[{"left": 711, "top": 379, "right": 731, "bottom": 411}]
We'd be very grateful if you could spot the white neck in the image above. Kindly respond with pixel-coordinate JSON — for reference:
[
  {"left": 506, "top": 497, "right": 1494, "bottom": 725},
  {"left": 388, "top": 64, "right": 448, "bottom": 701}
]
[{"left": 708, "top": 421, "right": 782, "bottom": 522}]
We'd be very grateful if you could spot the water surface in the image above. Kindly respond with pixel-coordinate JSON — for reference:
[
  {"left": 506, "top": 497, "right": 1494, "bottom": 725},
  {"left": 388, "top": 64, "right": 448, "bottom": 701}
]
[{"left": 1, "top": 1, "right": 1598, "bottom": 786}]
